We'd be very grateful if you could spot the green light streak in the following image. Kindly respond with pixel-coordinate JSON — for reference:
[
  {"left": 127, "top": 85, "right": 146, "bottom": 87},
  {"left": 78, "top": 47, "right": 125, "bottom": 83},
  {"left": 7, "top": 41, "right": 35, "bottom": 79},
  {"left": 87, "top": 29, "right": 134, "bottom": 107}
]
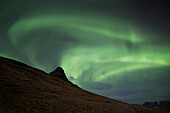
[{"left": 9, "top": 15, "right": 142, "bottom": 46}]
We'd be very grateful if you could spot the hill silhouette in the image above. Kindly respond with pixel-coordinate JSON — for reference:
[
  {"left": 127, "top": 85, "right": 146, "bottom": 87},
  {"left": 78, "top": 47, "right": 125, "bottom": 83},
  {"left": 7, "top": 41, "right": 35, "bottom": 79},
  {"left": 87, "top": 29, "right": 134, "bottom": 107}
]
[
  {"left": 0, "top": 56, "right": 169, "bottom": 113},
  {"left": 49, "top": 67, "right": 70, "bottom": 82}
]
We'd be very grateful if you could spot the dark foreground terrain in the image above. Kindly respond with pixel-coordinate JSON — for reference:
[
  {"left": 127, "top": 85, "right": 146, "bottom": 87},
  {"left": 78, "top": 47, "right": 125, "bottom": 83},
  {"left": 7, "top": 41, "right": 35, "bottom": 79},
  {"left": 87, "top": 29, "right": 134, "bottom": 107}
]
[{"left": 0, "top": 56, "right": 169, "bottom": 113}]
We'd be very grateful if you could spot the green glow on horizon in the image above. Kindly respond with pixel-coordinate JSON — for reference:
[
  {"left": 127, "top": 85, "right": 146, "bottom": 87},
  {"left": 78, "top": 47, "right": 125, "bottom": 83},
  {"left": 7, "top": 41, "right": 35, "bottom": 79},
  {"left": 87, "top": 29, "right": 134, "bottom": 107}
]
[{"left": 60, "top": 45, "right": 170, "bottom": 82}]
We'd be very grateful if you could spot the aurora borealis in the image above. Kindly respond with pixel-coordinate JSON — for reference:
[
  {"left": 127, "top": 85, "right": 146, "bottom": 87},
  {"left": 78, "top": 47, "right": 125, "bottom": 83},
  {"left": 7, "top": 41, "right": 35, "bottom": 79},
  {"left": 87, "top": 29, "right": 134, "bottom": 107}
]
[{"left": 0, "top": 0, "right": 170, "bottom": 104}]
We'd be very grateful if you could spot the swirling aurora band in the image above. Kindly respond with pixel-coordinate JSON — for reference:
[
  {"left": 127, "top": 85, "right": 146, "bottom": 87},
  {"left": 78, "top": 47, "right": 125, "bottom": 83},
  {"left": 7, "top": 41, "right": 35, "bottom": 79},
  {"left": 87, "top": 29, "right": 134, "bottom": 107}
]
[{"left": 8, "top": 15, "right": 170, "bottom": 81}]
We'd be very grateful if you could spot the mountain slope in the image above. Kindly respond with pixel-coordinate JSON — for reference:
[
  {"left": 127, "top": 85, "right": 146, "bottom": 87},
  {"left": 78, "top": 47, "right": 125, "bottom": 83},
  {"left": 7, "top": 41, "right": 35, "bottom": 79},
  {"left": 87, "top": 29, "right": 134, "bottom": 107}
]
[{"left": 0, "top": 56, "right": 169, "bottom": 113}]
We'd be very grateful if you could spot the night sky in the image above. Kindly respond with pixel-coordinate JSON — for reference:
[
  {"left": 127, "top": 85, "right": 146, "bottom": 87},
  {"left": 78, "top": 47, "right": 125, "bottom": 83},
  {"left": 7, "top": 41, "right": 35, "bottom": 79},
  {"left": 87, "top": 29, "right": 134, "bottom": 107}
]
[{"left": 0, "top": 0, "right": 170, "bottom": 104}]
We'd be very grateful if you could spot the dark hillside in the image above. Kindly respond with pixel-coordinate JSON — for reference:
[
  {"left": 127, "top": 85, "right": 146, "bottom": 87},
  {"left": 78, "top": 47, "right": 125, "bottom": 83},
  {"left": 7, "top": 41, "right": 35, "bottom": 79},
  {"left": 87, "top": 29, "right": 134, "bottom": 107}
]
[{"left": 0, "top": 56, "right": 169, "bottom": 113}]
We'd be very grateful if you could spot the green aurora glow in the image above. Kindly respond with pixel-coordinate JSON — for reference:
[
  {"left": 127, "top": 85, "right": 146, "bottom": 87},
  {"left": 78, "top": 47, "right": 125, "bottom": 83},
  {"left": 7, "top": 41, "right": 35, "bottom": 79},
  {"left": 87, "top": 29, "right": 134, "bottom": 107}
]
[{"left": 0, "top": 0, "right": 170, "bottom": 104}]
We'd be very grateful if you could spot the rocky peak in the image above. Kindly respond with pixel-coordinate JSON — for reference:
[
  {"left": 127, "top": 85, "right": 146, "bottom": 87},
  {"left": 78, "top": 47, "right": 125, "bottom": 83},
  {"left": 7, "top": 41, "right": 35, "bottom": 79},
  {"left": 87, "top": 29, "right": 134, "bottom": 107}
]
[{"left": 49, "top": 67, "right": 69, "bottom": 82}]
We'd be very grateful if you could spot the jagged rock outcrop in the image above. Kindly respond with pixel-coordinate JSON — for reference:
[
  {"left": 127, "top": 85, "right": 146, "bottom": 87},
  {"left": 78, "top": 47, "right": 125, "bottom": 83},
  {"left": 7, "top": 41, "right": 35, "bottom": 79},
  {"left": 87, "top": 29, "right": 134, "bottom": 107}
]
[{"left": 49, "top": 67, "right": 69, "bottom": 82}]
